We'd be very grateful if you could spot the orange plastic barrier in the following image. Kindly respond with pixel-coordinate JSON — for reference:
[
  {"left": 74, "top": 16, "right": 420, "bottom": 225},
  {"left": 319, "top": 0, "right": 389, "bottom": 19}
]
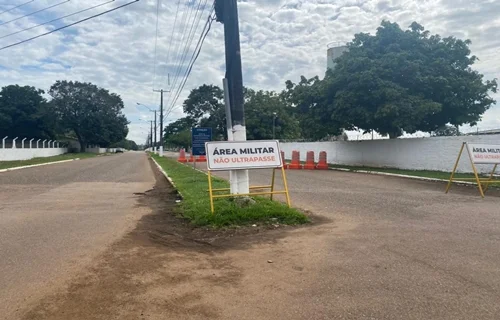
[
  {"left": 304, "top": 151, "right": 315, "bottom": 170},
  {"left": 281, "top": 151, "right": 289, "bottom": 169},
  {"left": 178, "top": 149, "right": 187, "bottom": 163},
  {"left": 288, "top": 150, "right": 302, "bottom": 169},
  {"left": 316, "top": 151, "right": 328, "bottom": 170}
]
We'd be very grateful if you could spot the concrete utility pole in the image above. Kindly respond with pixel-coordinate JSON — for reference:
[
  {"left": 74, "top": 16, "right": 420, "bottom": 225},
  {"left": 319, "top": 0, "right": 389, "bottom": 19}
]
[
  {"left": 150, "top": 120, "right": 153, "bottom": 149},
  {"left": 215, "top": 0, "right": 249, "bottom": 194},
  {"left": 153, "top": 89, "right": 168, "bottom": 157},
  {"left": 154, "top": 110, "right": 157, "bottom": 150}
]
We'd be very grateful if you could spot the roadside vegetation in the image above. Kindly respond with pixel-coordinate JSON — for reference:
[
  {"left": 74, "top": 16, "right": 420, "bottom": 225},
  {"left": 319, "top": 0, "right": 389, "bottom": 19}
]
[
  {"left": 151, "top": 154, "right": 308, "bottom": 227},
  {"left": 0, "top": 153, "right": 98, "bottom": 170}
]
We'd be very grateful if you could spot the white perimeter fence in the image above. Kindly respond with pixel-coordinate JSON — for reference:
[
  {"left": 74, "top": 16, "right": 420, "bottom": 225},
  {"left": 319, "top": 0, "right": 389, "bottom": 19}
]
[
  {"left": 280, "top": 134, "right": 500, "bottom": 174},
  {"left": 0, "top": 136, "right": 67, "bottom": 161}
]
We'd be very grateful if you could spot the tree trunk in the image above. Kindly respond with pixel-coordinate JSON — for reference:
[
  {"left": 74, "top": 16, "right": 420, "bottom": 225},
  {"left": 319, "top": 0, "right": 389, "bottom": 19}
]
[{"left": 75, "top": 131, "right": 86, "bottom": 153}]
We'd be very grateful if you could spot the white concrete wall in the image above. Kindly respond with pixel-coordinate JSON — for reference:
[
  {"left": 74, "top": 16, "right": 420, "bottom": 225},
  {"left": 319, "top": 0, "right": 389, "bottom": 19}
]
[
  {"left": 0, "top": 148, "right": 68, "bottom": 161},
  {"left": 280, "top": 134, "right": 500, "bottom": 173}
]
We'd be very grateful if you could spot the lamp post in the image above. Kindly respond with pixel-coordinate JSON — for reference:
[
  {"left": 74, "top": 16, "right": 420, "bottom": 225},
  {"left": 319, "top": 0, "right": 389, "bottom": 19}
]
[{"left": 272, "top": 112, "right": 277, "bottom": 140}]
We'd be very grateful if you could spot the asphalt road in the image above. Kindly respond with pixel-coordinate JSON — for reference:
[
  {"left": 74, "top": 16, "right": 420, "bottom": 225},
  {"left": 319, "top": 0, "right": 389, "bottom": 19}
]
[
  {"left": 211, "top": 167, "right": 500, "bottom": 319},
  {"left": 0, "top": 152, "right": 155, "bottom": 320},
  {"left": 163, "top": 152, "right": 500, "bottom": 319}
]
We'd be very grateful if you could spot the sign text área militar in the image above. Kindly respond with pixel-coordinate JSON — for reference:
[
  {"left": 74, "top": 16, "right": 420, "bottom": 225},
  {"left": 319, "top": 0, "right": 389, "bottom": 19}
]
[
  {"left": 468, "top": 143, "right": 500, "bottom": 164},
  {"left": 205, "top": 140, "right": 282, "bottom": 170}
]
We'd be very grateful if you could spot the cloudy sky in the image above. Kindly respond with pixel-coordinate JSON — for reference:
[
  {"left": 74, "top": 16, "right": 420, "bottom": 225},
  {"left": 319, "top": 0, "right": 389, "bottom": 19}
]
[{"left": 0, "top": 0, "right": 498, "bottom": 143}]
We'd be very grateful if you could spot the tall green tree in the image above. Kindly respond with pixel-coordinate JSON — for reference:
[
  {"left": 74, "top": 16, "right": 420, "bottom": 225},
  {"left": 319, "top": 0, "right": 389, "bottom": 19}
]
[
  {"left": 283, "top": 75, "right": 344, "bottom": 140},
  {"left": 183, "top": 84, "right": 226, "bottom": 140},
  {"left": 245, "top": 88, "right": 301, "bottom": 140},
  {"left": 0, "top": 85, "right": 55, "bottom": 139},
  {"left": 48, "top": 81, "right": 129, "bottom": 151},
  {"left": 166, "top": 84, "right": 302, "bottom": 145},
  {"left": 327, "top": 21, "right": 497, "bottom": 138}
]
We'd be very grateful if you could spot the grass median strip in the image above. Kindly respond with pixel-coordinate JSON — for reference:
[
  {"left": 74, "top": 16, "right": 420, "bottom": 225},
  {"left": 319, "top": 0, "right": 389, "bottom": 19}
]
[
  {"left": 0, "top": 152, "right": 98, "bottom": 170},
  {"left": 151, "top": 154, "right": 308, "bottom": 227}
]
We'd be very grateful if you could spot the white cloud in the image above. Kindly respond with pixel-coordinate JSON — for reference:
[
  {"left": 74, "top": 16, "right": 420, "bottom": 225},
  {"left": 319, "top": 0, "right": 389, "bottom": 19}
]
[{"left": 0, "top": 0, "right": 498, "bottom": 143}]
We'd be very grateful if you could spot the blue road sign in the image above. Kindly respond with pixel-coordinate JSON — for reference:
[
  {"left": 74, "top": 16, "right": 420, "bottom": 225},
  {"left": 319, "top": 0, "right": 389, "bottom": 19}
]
[{"left": 192, "top": 127, "right": 212, "bottom": 156}]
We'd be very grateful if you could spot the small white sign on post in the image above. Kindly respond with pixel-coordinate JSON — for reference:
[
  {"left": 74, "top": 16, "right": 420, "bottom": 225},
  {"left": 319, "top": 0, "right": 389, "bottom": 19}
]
[
  {"left": 205, "top": 140, "right": 282, "bottom": 171},
  {"left": 468, "top": 144, "right": 500, "bottom": 164}
]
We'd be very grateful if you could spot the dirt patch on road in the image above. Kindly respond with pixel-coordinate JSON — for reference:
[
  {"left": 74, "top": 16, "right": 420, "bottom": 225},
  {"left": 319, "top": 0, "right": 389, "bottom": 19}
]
[{"left": 22, "top": 159, "right": 321, "bottom": 320}]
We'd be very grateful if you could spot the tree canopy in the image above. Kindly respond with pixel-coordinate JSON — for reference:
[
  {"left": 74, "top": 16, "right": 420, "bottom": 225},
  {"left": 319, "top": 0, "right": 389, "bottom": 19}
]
[
  {"left": 301, "top": 21, "right": 497, "bottom": 138},
  {"left": 164, "top": 84, "right": 302, "bottom": 148},
  {"left": 0, "top": 85, "right": 55, "bottom": 140},
  {"left": 49, "top": 80, "right": 129, "bottom": 151}
]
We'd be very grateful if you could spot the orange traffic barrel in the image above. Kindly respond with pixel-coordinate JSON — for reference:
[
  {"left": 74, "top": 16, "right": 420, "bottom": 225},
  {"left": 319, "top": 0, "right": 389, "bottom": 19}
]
[
  {"left": 316, "top": 151, "right": 328, "bottom": 170},
  {"left": 178, "top": 149, "right": 187, "bottom": 163},
  {"left": 304, "top": 151, "right": 315, "bottom": 170},
  {"left": 288, "top": 151, "right": 302, "bottom": 169}
]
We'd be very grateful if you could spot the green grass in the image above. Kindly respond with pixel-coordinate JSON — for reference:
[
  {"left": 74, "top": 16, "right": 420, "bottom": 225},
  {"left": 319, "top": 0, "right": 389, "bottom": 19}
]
[
  {"left": 151, "top": 154, "right": 309, "bottom": 227},
  {"left": 0, "top": 152, "right": 98, "bottom": 170},
  {"left": 328, "top": 164, "right": 500, "bottom": 183}
]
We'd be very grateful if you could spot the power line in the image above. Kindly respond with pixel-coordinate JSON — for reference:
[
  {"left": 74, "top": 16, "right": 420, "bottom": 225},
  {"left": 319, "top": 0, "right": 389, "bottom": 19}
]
[
  {"left": 0, "top": 0, "right": 70, "bottom": 27},
  {"left": 165, "top": 0, "right": 209, "bottom": 115},
  {"left": 164, "top": 9, "right": 214, "bottom": 121},
  {"left": 163, "top": 9, "right": 213, "bottom": 122},
  {"left": 0, "top": 0, "right": 140, "bottom": 51},
  {"left": 151, "top": 0, "right": 161, "bottom": 90},
  {"left": 0, "top": 0, "right": 115, "bottom": 40},
  {"left": 158, "top": 0, "right": 181, "bottom": 88},
  {"left": 168, "top": 0, "right": 208, "bottom": 98},
  {"left": 0, "top": 0, "right": 36, "bottom": 16},
  {"left": 167, "top": 0, "right": 197, "bottom": 95}
]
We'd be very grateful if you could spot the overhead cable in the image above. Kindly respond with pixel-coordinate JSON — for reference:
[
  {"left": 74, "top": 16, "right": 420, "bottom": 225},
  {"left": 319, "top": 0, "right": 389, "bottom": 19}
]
[
  {"left": 0, "top": 0, "right": 70, "bottom": 27},
  {"left": 0, "top": 0, "right": 37, "bottom": 16},
  {"left": 0, "top": 0, "right": 140, "bottom": 51},
  {"left": 151, "top": 0, "right": 161, "bottom": 90},
  {"left": 164, "top": 9, "right": 214, "bottom": 120},
  {"left": 168, "top": 0, "right": 208, "bottom": 99},
  {"left": 0, "top": 0, "right": 115, "bottom": 40}
]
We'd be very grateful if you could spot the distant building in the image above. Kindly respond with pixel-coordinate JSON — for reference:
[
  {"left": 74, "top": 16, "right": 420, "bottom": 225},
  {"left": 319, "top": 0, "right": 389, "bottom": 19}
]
[{"left": 327, "top": 42, "right": 348, "bottom": 71}]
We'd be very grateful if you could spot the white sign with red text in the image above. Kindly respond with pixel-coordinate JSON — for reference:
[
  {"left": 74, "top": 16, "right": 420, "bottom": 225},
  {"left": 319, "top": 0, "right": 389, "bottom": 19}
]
[
  {"left": 468, "top": 143, "right": 500, "bottom": 164},
  {"left": 205, "top": 140, "right": 282, "bottom": 170}
]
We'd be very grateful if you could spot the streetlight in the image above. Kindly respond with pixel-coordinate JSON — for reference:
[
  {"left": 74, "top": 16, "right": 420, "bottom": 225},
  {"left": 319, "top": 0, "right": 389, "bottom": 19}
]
[{"left": 272, "top": 112, "right": 277, "bottom": 140}]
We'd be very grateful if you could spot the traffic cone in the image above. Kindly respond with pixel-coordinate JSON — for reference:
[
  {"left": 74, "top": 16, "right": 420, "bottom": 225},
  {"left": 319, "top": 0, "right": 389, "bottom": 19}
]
[
  {"left": 188, "top": 154, "right": 196, "bottom": 162},
  {"left": 178, "top": 149, "right": 187, "bottom": 163},
  {"left": 281, "top": 151, "right": 289, "bottom": 169},
  {"left": 316, "top": 151, "right": 328, "bottom": 170},
  {"left": 288, "top": 151, "right": 302, "bottom": 169},
  {"left": 196, "top": 155, "right": 207, "bottom": 162},
  {"left": 304, "top": 151, "right": 315, "bottom": 170}
]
